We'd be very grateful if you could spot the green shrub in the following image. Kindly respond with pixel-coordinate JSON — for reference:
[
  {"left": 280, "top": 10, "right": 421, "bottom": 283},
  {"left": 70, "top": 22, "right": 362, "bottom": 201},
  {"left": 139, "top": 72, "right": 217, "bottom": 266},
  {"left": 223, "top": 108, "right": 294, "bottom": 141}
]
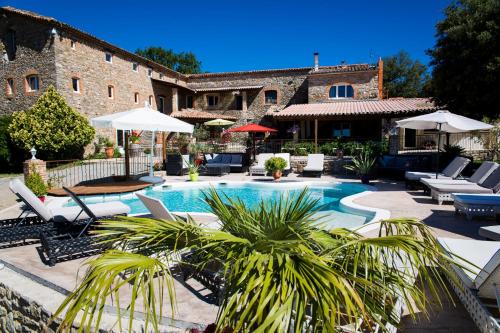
[
  {"left": 282, "top": 142, "right": 315, "bottom": 156},
  {"left": 265, "top": 157, "right": 287, "bottom": 172},
  {"left": 25, "top": 172, "right": 47, "bottom": 197},
  {"left": 319, "top": 141, "right": 340, "bottom": 155},
  {"left": 8, "top": 85, "right": 95, "bottom": 160},
  {"left": 0, "top": 115, "right": 25, "bottom": 172}
]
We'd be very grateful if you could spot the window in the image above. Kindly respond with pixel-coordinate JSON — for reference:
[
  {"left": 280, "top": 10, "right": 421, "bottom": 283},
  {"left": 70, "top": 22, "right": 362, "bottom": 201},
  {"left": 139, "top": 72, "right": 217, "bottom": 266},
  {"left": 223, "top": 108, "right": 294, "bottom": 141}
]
[
  {"left": 158, "top": 96, "right": 165, "bottom": 112},
  {"left": 105, "top": 52, "right": 113, "bottom": 63},
  {"left": 159, "top": 73, "right": 164, "bottom": 79},
  {"left": 132, "top": 62, "right": 138, "bottom": 72},
  {"left": 116, "top": 129, "right": 130, "bottom": 147},
  {"left": 329, "top": 85, "right": 354, "bottom": 99},
  {"left": 264, "top": 90, "right": 278, "bottom": 104},
  {"left": 148, "top": 95, "right": 153, "bottom": 106},
  {"left": 186, "top": 95, "right": 193, "bottom": 108},
  {"left": 26, "top": 75, "right": 39, "bottom": 92},
  {"left": 404, "top": 128, "right": 417, "bottom": 148},
  {"left": 147, "top": 68, "right": 153, "bottom": 77},
  {"left": 70, "top": 40, "right": 76, "bottom": 50},
  {"left": 5, "top": 29, "right": 16, "bottom": 60},
  {"left": 207, "top": 95, "right": 219, "bottom": 107},
  {"left": 107, "top": 85, "right": 114, "bottom": 99},
  {"left": 6, "top": 78, "right": 14, "bottom": 95},
  {"left": 134, "top": 92, "right": 139, "bottom": 104},
  {"left": 72, "top": 78, "right": 80, "bottom": 93},
  {"left": 235, "top": 95, "right": 243, "bottom": 110},
  {"left": 332, "top": 123, "right": 351, "bottom": 137}
]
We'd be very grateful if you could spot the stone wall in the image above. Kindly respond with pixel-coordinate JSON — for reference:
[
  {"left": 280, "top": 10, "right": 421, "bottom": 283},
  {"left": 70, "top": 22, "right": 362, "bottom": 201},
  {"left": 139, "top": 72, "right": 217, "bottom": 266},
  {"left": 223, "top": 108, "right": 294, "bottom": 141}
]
[
  {"left": 0, "top": 14, "right": 57, "bottom": 115},
  {"left": 187, "top": 70, "right": 310, "bottom": 126},
  {"left": 0, "top": 282, "right": 78, "bottom": 333},
  {"left": 307, "top": 70, "right": 379, "bottom": 103}
]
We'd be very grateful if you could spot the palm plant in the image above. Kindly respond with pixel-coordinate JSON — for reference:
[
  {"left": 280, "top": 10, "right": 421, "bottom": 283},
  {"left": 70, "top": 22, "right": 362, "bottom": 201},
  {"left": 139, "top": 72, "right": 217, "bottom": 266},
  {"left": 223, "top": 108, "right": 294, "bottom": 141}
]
[{"left": 54, "top": 188, "right": 457, "bottom": 333}]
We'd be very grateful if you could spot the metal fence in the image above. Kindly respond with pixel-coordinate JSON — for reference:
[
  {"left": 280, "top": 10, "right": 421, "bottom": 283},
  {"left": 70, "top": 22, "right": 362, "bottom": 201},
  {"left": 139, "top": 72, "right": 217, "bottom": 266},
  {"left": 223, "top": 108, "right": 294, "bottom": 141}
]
[{"left": 46, "top": 151, "right": 161, "bottom": 188}]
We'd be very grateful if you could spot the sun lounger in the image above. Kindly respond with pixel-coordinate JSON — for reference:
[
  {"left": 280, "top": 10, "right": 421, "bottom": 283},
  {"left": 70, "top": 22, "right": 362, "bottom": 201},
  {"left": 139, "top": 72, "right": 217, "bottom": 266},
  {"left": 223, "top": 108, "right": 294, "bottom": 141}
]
[
  {"left": 453, "top": 193, "right": 500, "bottom": 220},
  {"left": 274, "top": 153, "right": 291, "bottom": 176},
  {"left": 438, "top": 237, "right": 500, "bottom": 332},
  {"left": 405, "top": 156, "right": 470, "bottom": 189},
  {"left": 249, "top": 153, "right": 274, "bottom": 176},
  {"left": 421, "top": 161, "right": 498, "bottom": 188},
  {"left": 136, "top": 193, "right": 219, "bottom": 229},
  {"left": 429, "top": 167, "right": 500, "bottom": 205},
  {"left": 38, "top": 186, "right": 130, "bottom": 265},
  {"left": 302, "top": 154, "right": 324, "bottom": 177},
  {"left": 479, "top": 226, "right": 500, "bottom": 241}
]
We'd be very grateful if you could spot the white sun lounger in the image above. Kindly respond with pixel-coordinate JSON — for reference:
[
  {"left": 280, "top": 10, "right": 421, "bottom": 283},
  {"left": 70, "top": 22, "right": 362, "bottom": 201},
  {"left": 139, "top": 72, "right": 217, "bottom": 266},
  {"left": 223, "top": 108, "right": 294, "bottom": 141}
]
[
  {"left": 9, "top": 179, "right": 130, "bottom": 225},
  {"left": 421, "top": 161, "right": 498, "bottom": 188},
  {"left": 480, "top": 226, "right": 500, "bottom": 241},
  {"left": 274, "top": 153, "right": 291, "bottom": 176},
  {"left": 302, "top": 154, "right": 324, "bottom": 177},
  {"left": 136, "top": 192, "right": 219, "bottom": 229},
  {"left": 453, "top": 193, "right": 500, "bottom": 220},
  {"left": 249, "top": 153, "right": 274, "bottom": 176},
  {"left": 428, "top": 167, "right": 500, "bottom": 205},
  {"left": 438, "top": 237, "right": 500, "bottom": 333},
  {"left": 405, "top": 156, "right": 470, "bottom": 187}
]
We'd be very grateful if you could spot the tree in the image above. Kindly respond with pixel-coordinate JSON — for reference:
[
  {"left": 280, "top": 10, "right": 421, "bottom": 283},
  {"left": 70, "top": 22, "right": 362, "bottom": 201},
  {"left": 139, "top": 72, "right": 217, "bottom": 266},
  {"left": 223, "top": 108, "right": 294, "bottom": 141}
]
[
  {"left": 136, "top": 46, "right": 202, "bottom": 74},
  {"left": 54, "top": 189, "right": 455, "bottom": 332},
  {"left": 8, "top": 86, "right": 95, "bottom": 160},
  {"left": 383, "top": 51, "right": 430, "bottom": 98},
  {"left": 427, "top": 0, "right": 500, "bottom": 119}
]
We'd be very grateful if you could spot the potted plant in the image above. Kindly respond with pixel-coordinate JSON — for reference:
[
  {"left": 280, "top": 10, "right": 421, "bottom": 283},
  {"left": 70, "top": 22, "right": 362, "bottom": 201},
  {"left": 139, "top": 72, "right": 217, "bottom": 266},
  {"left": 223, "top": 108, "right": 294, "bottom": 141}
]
[
  {"left": 265, "top": 156, "right": 287, "bottom": 181},
  {"left": 344, "top": 150, "right": 376, "bottom": 184},
  {"left": 129, "top": 131, "right": 141, "bottom": 157},
  {"left": 104, "top": 139, "right": 115, "bottom": 159},
  {"left": 143, "top": 148, "right": 152, "bottom": 155},
  {"left": 25, "top": 171, "right": 48, "bottom": 202},
  {"left": 153, "top": 162, "right": 165, "bottom": 177},
  {"left": 188, "top": 163, "right": 200, "bottom": 181}
]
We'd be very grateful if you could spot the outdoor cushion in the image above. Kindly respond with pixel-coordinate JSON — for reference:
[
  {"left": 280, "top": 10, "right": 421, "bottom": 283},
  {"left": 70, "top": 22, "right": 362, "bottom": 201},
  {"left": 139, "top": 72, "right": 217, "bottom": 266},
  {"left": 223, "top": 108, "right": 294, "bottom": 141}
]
[
  {"left": 10, "top": 179, "right": 53, "bottom": 221},
  {"left": 275, "top": 153, "right": 291, "bottom": 170},
  {"left": 220, "top": 154, "right": 232, "bottom": 164},
  {"left": 208, "top": 155, "right": 223, "bottom": 164},
  {"left": 429, "top": 183, "right": 493, "bottom": 194},
  {"left": 405, "top": 171, "right": 452, "bottom": 181},
  {"left": 420, "top": 161, "right": 498, "bottom": 187},
  {"left": 136, "top": 192, "right": 177, "bottom": 220},
  {"left": 438, "top": 237, "right": 500, "bottom": 292},
  {"left": 52, "top": 202, "right": 130, "bottom": 223},
  {"left": 442, "top": 156, "right": 471, "bottom": 178},
  {"left": 230, "top": 154, "right": 243, "bottom": 165},
  {"left": 479, "top": 225, "right": 500, "bottom": 241},
  {"left": 303, "top": 154, "right": 324, "bottom": 171},
  {"left": 478, "top": 166, "right": 500, "bottom": 190}
]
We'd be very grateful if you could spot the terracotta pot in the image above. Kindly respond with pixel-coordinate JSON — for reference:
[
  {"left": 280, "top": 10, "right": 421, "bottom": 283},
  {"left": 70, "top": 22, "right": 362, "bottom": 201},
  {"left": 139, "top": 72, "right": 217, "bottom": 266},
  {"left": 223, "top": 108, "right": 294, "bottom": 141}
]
[
  {"left": 105, "top": 147, "right": 114, "bottom": 159},
  {"left": 272, "top": 170, "right": 282, "bottom": 181},
  {"left": 38, "top": 196, "right": 46, "bottom": 203}
]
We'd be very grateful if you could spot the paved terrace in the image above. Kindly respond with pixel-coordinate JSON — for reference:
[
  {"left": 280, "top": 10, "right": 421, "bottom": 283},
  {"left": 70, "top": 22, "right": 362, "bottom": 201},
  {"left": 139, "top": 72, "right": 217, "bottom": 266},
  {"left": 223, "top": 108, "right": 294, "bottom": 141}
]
[{"left": 0, "top": 173, "right": 494, "bottom": 332}]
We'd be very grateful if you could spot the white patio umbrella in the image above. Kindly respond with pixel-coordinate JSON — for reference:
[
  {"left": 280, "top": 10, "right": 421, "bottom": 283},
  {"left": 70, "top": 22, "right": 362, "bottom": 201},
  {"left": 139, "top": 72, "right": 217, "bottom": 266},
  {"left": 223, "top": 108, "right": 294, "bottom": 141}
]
[
  {"left": 396, "top": 110, "right": 493, "bottom": 178},
  {"left": 92, "top": 103, "right": 194, "bottom": 183}
]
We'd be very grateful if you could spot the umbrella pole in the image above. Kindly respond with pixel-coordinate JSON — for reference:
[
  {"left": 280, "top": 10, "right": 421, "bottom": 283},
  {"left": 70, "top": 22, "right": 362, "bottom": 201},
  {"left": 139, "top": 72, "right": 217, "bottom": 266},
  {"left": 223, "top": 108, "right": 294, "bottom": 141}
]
[
  {"left": 253, "top": 133, "right": 256, "bottom": 161},
  {"left": 124, "top": 132, "right": 130, "bottom": 180},
  {"left": 436, "top": 124, "right": 442, "bottom": 179},
  {"left": 150, "top": 130, "right": 155, "bottom": 178}
]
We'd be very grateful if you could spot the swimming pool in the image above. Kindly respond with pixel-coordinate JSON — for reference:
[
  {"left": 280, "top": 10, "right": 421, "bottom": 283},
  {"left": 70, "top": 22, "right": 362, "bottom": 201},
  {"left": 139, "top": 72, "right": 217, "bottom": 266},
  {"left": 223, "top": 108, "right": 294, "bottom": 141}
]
[{"left": 63, "top": 181, "right": 380, "bottom": 229}]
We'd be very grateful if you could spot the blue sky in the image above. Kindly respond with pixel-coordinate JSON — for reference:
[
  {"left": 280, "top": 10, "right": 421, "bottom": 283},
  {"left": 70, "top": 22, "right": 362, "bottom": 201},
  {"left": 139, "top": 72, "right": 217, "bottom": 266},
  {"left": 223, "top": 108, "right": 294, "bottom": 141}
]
[{"left": 2, "top": 0, "right": 451, "bottom": 72}]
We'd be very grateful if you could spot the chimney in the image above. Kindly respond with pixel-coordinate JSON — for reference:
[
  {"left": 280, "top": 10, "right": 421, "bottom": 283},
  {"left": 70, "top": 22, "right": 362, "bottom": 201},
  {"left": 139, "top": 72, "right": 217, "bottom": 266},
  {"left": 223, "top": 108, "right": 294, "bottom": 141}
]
[
  {"left": 314, "top": 52, "right": 319, "bottom": 71},
  {"left": 377, "top": 57, "right": 384, "bottom": 99}
]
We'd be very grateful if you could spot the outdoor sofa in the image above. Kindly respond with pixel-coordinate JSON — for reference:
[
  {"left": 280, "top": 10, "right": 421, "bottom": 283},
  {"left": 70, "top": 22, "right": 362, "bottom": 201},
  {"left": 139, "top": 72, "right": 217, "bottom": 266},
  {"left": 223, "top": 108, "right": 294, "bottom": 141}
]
[
  {"left": 438, "top": 237, "right": 500, "bottom": 333},
  {"left": 405, "top": 156, "right": 470, "bottom": 189},
  {"left": 427, "top": 167, "right": 500, "bottom": 205},
  {"left": 205, "top": 153, "right": 247, "bottom": 173},
  {"left": 302, "top": 154, "right": 325, "bottom": 177}
]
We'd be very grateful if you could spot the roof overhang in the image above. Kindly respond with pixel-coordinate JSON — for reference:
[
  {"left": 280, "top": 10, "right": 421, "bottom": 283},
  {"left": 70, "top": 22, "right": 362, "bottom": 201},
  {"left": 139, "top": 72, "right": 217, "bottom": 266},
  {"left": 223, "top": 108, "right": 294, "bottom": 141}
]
[
  {"left": 171, "top": 109, "right": 237, "bottom": 121},
  {"left": 188, "top": 85, "right": 263, "bottom": 93}
]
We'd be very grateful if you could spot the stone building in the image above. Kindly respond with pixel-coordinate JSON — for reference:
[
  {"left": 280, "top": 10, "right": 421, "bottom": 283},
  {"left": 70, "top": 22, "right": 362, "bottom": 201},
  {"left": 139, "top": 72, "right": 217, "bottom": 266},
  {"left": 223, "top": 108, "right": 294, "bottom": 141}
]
[{"left": 0, "top": 6, "right": 438, "bottom": 150}]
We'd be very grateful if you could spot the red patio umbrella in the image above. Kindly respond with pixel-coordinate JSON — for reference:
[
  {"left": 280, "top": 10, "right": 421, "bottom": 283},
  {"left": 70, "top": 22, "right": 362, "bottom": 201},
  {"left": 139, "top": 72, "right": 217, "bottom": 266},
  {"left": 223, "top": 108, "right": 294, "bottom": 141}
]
[{"left": 227, "top": 123, "right": 277, "bottom": 160}]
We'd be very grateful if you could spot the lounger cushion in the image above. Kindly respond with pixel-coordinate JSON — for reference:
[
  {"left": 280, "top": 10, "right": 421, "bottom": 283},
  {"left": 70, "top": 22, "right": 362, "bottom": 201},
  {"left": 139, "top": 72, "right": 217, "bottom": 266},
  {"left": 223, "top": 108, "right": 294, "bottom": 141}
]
[
  {"left": 479, "top": 225, "right": 500, "bottom": 241},
  {"left": 438, "top": 237, "right": 500, "bottom": 292},
  {"left": 442, "top": 156, "right": 471, "bottom": 178},
  {"left": 52, "top": 202, "right": 130, "bottom": 223},
  {"left": 429, "top": 183, "right": 493, "bottom": 194},
  {"left": 10, "top": 179, "right": 53, "bottom": 221},
  {"left": 479, "top": 166, "right": 500, "bottom": 190},
  {"left": 303, "top": 154, "right": 324, "bottom": 171},
  {"left": 136, "top": 193, "right": 176, "bottom": 220},
  {"left": 453, "top": 194, "right": 500, "bottom": 206},
  {"left": 406, "top": 171, "right": 451, "bottom": 181},
  {"left": 420, "top": 178, "right": 471, "bottom": 186},
  {"left": 470, "top": 162, "right": 498, "bottom": 184}
]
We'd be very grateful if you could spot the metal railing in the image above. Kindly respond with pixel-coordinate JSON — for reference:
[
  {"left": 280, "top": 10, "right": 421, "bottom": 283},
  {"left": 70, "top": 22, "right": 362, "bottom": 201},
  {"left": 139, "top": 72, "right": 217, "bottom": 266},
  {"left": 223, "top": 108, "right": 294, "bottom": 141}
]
[
  {"left": 397, "top": 131, "right": 493, "bottom": 153},
  {"left": 46, "top": 151, "right": 161, "bottom": 188}
]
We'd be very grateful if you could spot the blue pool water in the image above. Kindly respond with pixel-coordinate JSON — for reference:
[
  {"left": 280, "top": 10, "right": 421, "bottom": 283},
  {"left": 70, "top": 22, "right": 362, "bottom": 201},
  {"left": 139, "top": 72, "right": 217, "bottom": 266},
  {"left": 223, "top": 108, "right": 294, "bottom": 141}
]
[{"left": 65, "top": 182, "right": 375, "bottom": 228}]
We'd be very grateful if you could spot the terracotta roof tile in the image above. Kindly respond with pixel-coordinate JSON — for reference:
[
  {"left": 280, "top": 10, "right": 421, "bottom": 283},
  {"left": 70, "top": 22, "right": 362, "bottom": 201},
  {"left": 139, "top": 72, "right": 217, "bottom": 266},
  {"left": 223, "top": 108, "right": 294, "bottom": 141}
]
[
  {"left": 171, "top": 109, "right": 237, "bottom": 120},
  {"left": 267, "top": 98, "right": 439, "bottom": 118},
  {"left": 308, "top": 64, "right": 376, "bottom": 75},
  {"left": 189, "top": 85, "right": 263, "bottom": 92}
]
